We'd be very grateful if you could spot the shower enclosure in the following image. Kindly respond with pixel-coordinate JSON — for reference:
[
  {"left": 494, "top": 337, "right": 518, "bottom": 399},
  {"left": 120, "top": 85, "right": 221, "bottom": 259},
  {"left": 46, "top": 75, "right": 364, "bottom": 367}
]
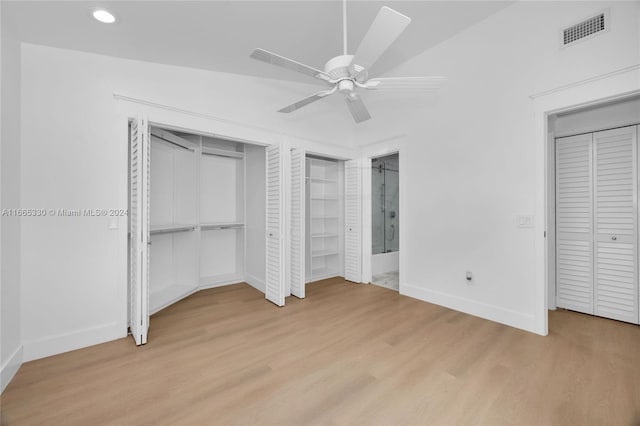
[{"left": 372, "top": 154, "right": 399, "bottom": 254}]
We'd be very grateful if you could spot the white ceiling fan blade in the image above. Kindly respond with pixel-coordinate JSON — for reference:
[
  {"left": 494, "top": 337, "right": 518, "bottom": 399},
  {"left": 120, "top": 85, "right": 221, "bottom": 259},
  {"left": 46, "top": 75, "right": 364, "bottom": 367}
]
[
  {"left": 350, "top": 7, "right": 411, "bottom": 78},
  {"left": 345, "top": 93, "right": 371, "bottom": 123},
  {"left": 278, "top": 87, "right": 337, "bottom": 113},
  {"left": 365, "top": 76, "right": 446, "bottom": 91},
  {"left": 250, "top": 48, "right": 332, "bottom": 83}
]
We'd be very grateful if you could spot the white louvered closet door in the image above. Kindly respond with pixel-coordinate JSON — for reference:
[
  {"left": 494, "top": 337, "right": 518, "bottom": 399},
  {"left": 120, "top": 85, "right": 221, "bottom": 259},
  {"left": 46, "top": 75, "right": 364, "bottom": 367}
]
[
  {"left": 129, "top": 117, "right": 150, "bottom": 345},
  {"left": 593, "top": 126, "right": 638, "bottom": 324},
  {"left": 266, "top": 145, "right": 285, "bottom": 306},
  {"left": 556, "top": 133, "right": 594, "bottom": 315},
  {"left": 344, "top": 160, "right": 362, "bottom": 283},
  {"left": 289, "top": 148, "right": 305, "bottom": 298}
]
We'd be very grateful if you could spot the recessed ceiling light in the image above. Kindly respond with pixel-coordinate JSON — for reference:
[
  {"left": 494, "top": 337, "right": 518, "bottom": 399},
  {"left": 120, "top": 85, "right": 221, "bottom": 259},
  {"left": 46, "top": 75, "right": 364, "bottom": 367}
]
[{"left": 93, "top": 9, "right": 116, "bottom": 24}]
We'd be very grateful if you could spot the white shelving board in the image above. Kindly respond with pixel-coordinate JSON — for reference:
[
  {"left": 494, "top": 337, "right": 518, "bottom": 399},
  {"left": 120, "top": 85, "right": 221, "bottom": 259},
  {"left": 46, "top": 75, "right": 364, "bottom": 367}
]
[
  {"left": 309, "top": 178, "right": 337, "bottom": 183},
  {"left": 312, "top": 249, "right": 340, "bottom": 257},
  {"left": 306, "top": 157, "right": 342, "bottom": 282},
  {"left": 200, "top": 222, "right": 244, "bottom": 230}
]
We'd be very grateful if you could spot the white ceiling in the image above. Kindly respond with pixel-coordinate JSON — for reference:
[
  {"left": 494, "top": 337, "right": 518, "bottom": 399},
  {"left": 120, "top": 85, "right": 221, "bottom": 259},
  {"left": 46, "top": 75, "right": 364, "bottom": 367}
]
[{"left": 3, "top": 1, "right": 513, "bottom": 84}]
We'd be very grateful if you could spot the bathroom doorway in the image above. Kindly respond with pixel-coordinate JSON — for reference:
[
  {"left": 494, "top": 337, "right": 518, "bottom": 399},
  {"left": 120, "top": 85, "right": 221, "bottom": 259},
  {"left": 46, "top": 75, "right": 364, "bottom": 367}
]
[{"left": 371, "top": 153, "right": 399, "bottom": 290}]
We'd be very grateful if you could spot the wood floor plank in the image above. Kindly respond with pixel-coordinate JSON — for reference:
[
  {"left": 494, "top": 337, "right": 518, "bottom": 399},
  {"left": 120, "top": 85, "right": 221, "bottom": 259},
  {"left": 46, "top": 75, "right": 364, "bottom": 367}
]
[{"left": 2, "top": 278, "right": 639, "bottom": 425}]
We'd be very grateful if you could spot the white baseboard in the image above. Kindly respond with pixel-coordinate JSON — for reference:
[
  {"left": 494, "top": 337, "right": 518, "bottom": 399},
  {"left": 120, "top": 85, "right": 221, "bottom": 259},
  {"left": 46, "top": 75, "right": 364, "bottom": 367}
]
[
  {"left": 199, "top": 279, "right": 245, "bottom": 291},
  {"left": 1, "top": 345, "right": 23, "bottom": 393},
  {"left": 400, "top": 283, "right": 537, "bottom": 334},
  {"left": 199, "top": 273, "right": 244, "bottom": 290},
  {"left": 23, "top": 322, "right": 125, "bottom": 362},
  {"left": 245, "top": 273, "right": 265, "bottom": 293}
]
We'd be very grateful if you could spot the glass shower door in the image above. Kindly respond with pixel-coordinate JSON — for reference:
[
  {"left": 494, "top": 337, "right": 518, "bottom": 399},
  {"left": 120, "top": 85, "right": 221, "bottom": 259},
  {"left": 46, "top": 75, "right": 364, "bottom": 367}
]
[
  {"left": 384, "top": 168, "right": 399, "bottom": 252},
  {"left": 371, "top": 154, "right": 399, "bottom": 254},
  {"left": 372, "top": 167, "right": 385, "bottom": 254}
]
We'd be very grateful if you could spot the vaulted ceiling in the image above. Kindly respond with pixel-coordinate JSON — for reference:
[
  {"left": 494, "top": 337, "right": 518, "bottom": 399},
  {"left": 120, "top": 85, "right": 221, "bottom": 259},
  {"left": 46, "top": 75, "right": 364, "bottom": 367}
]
[{"left": 3, "top": 1, "right": 512, "bottom": 84}]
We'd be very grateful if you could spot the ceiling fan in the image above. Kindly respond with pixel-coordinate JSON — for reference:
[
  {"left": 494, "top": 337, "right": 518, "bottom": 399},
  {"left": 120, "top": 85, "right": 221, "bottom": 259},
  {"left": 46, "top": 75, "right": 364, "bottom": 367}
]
[{"left": 249, "top": 1, "right": 445, "bottom": 123}]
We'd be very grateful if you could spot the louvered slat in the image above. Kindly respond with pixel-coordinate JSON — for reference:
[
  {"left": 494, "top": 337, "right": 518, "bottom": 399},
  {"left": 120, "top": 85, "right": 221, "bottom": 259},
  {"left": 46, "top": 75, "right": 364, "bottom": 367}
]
[
  {"left": 289, "top": 148, "right": 305, "bottom": 298},
  {"left": 556, "top": 133, "right": 594, "bottom": 314},
  {"left": 129, "top": 119, "right": 140, "bottom": 344},
  {"left": 142, "top": 118, "right": 149, "bottom": 343},
  {"left": 344, "top": 160, "right": 362, "bottom": 283},
  {"left": 265, "top": 145, "right": 285, "bottom": 306},
  {"left": 129, "top": 118, "right": 149, "bottom": 345},
  {"left": 556, "top": 240, "right": 594, "bottom": 313},
  {"left": 593, "top": 126, "right": 638, "bottom": 323}
]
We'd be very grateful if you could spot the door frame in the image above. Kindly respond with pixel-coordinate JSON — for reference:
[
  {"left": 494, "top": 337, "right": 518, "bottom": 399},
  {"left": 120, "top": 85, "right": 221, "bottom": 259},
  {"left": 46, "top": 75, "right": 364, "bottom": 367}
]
[
  {"left": 533, "top": 67, "right": 640, "bottom": 335},
  {"left": 360, "top": 136, "right": 406, "bottom": 288}
]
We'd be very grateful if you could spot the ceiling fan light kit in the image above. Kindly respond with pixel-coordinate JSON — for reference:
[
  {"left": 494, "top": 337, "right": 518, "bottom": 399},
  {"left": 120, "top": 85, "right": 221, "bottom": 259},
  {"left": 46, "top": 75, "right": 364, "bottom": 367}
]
[{"left": 250, "top": 3, "right": 445, "bottom": 123}]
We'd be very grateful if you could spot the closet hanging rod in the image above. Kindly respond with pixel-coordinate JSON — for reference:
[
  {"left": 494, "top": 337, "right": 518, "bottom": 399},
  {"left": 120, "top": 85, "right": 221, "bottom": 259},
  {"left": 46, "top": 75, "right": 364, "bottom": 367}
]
[
  {"left": 150, "top": 135, "right": 195, "bottom": 152},
  {"left": 201, "top": 148, "right": 244, "bottom": 159},
  {"left": 150, "top": 225, "right": 196, "bottom": 235},
  {"left": 150, "top": 128, "right": 195, "bottom": 152}
]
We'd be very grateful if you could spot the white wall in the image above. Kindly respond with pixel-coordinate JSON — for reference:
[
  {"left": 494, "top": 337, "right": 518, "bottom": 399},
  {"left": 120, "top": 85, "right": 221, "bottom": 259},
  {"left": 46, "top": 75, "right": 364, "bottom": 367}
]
[
  {"left": 356, "top": 1, "right": 640, "bottom": 334},
  {"left": 1, "top": 13, "right": 23, "bottom": 391},
  {"left": 245, "top": 144, "right": 266, "bottom": 292},
  {"left": 19, "top": 43, "right": 359, "bottom": 361}
]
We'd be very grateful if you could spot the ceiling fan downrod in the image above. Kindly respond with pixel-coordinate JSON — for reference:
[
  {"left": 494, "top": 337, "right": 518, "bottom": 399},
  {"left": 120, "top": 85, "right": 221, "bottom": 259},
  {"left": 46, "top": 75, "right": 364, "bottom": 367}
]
[{"left": 343, "top": 0, "right": 348, "bottom": 55}]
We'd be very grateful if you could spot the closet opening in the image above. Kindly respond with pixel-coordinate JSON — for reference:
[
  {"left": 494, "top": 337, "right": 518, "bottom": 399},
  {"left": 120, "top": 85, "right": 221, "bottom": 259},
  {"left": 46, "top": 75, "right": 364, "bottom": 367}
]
[
  {"left": 127, "top": 120, "right": 267, "bottom": 344},
  {"left": 304, "top": 154, "right": 345, "bottom": 284},
  {"left": 289, "top": 150, "right": 363, "bottom": 300},
  {"left": 547, "top": 95, "right": 640, "bottom": 326},
  {"left": 370, "top": 153, "right": 399, "bottom": 291}
]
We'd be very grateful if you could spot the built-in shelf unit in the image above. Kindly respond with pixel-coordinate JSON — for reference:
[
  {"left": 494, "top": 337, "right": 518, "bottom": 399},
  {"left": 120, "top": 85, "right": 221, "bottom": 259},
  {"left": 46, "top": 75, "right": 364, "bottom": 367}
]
[{"left": 305, "top": 156, "right": 345, "bottom": 282}]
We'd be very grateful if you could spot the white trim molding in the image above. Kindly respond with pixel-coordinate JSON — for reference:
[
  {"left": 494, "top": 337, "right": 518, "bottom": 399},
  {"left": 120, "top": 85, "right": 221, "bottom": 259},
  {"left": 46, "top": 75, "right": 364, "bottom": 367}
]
[
  {"left": 245, "top": 273, "right": 266, "bottom": 293},
  {"left": 530, "top": 64, "right": 640, "bottom": 99},
  {"left": 401, "top": 284, "right": 537, "bottom": 333},
  {"left": 22, "top": 322, "right": 124, "bottom": 363},
  {"left": 113, "top": 93, "right": 354, "bottom": 151},
  {"left": 1, "top": 345, "right": 23, "bottom": 393}
]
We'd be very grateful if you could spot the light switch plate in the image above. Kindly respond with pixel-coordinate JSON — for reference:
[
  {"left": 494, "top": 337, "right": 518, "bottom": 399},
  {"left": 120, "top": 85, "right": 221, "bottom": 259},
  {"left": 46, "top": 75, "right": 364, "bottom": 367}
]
[
  {"left": 108, "top": 216, "right": 118, "bottom": 230},
  {"left": 517, "top": 215, "right": 535, "bottom": 228}
]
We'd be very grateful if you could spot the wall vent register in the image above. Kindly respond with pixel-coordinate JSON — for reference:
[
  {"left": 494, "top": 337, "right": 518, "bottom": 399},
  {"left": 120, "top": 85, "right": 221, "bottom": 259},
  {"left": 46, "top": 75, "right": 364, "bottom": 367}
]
[{"left": 562, "top": 12, "right": 607, "bottom": 46}]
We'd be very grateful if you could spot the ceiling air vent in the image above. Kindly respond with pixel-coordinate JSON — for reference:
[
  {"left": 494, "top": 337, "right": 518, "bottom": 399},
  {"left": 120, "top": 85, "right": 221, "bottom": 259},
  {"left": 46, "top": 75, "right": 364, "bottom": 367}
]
[{"left": 562, "top": 11, "right": 608, "bottom": 46}]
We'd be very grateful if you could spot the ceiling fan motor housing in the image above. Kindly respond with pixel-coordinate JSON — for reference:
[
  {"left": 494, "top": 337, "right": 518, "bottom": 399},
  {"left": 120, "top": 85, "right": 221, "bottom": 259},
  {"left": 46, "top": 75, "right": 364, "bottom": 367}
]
[
  {"left": 323, "top": 54, "right": 353, "bottom": 75},
  {"left": 323, "top": 54, "right": 357, "bottom": 94}
]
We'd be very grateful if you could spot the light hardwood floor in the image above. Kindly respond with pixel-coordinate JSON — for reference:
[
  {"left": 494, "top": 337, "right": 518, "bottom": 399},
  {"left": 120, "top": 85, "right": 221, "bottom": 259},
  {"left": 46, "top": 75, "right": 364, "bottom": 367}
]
[{"left": 2, "top": 278, "right": 639, "bottom": 425}]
